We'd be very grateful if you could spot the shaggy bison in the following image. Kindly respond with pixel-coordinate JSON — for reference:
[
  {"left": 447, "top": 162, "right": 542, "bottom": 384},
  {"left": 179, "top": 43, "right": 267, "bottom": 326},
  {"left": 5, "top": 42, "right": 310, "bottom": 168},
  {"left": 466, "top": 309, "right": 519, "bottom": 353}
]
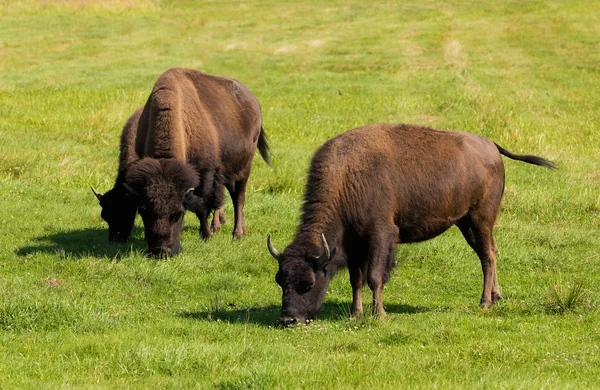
[
  {"left": 93, "top": 68, "right": 270, "bottom": 256},
  {"left": 267, "top": 123, "right": 555, "bottom": 326}
]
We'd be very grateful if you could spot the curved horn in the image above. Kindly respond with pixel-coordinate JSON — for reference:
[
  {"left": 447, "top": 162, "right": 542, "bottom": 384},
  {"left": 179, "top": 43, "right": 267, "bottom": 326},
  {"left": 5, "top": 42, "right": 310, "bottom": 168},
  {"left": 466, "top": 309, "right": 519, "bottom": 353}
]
[
  {"left": 315, "top": 233, "right": 330, "bottom": 269},
  {"left": 90, "top": 186, "right": 103, "bottom": 201},
  {"left": 186, "top": 187, "right": 195, "bottom": 196},
  {"left": 123, "top": 183, "right": 140, "bottom": 197},
  {"left": 267, "top": 234, "right": 282, "bottom": 262}
]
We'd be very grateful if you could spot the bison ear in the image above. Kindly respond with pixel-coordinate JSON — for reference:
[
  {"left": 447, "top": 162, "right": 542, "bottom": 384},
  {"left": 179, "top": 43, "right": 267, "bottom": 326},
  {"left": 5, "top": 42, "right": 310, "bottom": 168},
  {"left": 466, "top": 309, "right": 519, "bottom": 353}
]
[{"left": 183, "top": 189, "right": 202, "bottom": 211}]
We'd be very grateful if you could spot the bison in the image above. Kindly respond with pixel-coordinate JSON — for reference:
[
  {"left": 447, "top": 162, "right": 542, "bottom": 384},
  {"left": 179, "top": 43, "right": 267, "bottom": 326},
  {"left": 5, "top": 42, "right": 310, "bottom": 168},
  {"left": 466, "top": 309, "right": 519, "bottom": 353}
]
[
  {"left": 93, "top": 68, "right": 270, "bottom": 257},
  {"left": 267, "top": 123, "right": 555, "bottom": 326}
]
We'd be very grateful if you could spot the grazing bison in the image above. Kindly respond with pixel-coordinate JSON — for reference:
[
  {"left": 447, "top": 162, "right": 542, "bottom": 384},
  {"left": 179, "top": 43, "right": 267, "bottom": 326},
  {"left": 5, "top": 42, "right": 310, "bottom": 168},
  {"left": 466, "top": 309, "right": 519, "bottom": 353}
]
[
  {"left": 93, "top": 68, "right": 270, "bottom": 256},
  {"left": 267, "top": 123, "right": 555, "bottom": 326}
]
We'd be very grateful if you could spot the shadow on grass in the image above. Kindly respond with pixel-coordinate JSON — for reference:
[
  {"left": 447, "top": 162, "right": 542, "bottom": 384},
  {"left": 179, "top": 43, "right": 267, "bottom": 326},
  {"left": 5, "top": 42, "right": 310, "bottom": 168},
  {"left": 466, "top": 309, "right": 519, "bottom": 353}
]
[
  {"left": 15, "top": 227, "right": 146, "bottom": 260},
  {"left": 180, "top": 301, "right": 431, "bottom": 327}
]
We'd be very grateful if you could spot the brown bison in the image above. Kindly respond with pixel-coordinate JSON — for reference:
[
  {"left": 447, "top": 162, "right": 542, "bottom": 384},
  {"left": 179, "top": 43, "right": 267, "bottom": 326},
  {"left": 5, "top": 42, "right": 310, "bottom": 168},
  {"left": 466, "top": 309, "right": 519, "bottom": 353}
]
[
  {"left": 93, "top": 68, "right": 270, "bottom": 256},
  {"left": 267, "top": 123, "right": 555, "bottom": 326}
]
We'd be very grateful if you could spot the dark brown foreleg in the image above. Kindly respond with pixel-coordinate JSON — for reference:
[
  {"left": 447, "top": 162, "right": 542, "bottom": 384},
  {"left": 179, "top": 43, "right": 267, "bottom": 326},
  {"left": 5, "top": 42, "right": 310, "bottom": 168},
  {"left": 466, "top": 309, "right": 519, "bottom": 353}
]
[
  {"left": 196, "top": 209, "right": 212, "bottom": 240},
  {"left": 366, "top": 225, "right": 398, "bottom": 318},
  {"left": 348, "top": 263, "right": 364, "bottom": 319}
]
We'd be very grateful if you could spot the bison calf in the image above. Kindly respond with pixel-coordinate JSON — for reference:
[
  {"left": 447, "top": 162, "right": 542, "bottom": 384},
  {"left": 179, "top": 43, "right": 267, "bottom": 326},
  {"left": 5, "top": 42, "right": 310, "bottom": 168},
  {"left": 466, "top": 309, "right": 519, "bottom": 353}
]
[
  {"left": 93, "top": 68, "right": 270, "bottom": 256},
  {"left": 267, "top": 123, "right": 555, "bottom": 326}
]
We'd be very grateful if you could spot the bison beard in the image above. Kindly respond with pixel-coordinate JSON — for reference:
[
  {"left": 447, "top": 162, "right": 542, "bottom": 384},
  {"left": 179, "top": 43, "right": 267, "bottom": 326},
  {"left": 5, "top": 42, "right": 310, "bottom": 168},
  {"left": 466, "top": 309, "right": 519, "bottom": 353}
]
[{"left": 268, "top": 123, "right": 555, "bottom": 326}]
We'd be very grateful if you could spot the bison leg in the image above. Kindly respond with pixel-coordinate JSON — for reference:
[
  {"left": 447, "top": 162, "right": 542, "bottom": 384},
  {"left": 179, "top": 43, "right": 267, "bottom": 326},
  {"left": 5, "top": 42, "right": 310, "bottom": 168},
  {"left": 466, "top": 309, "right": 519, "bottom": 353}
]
[
  {"left": 348, "top": 263, "right": 364, "bottom": 318},
  {"left": 196, "top": 209, "right": 212, "bottom": 240},
  {"left": 457, "top": 215, "right": 502, "bottom": 307},
  {"left": 210, "top": 207, "right": 226, "bottom": 233},
  {"left": 366, "top": 226, "right": 397, "bottom": 318},
  {"left": 227, "top": 179, "right": 248, "bottom": 239}
]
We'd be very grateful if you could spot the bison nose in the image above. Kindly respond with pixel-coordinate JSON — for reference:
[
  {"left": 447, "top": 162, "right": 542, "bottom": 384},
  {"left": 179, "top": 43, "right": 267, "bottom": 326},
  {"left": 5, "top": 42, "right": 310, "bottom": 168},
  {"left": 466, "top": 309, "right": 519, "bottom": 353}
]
[
  {"left": 278, "top": 316, "right": 299, "bottom": 327},
  {"left": 149, "top": 246, "right": 172, "bottom": 258}
]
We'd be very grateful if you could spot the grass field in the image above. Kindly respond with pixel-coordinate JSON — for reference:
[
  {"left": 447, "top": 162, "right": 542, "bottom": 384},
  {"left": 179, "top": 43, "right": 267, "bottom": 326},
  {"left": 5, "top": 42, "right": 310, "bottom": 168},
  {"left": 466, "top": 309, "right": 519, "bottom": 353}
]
[{"left": 1, "top": 0, "right": 599, "bottom": 388}]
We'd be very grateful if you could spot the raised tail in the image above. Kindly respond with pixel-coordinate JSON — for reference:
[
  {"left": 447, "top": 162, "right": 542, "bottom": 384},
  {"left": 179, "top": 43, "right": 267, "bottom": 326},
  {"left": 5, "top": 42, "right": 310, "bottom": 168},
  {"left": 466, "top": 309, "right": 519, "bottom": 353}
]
[
  {"left": 258, "top": 125, "right": 272, "bottom": 166},
  {"left": 495, "top": 143, "right": 557, "bottom": 169}
]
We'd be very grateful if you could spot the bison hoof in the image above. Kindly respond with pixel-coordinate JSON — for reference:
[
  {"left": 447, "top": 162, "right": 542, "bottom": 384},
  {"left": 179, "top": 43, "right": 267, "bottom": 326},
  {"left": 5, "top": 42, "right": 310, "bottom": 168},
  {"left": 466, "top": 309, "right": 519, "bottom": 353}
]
[
  {"left": 479, "top": 299, "right": 495, "bottom": 309},
  {"left": 371, "top": 309, "right": 387, "bottom": 319},
  {"left": 349, "top": 310, "right": 363, "bottom": 320},
  {"left": 492, "top": 292, "right": 503, "bottom": 303},
  {"left": 233, "top": 228, "right": 248, "bottom": 240}
]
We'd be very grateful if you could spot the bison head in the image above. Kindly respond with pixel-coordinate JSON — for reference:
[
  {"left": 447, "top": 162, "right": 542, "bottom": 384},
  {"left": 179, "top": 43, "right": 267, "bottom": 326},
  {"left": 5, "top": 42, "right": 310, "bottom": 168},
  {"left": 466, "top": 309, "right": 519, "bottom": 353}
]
[
  {"left": 267, "top": 234, "right": 334, "bottom": 326},
  {"left": 92, "top": 185, "right": 137, "bottom": 242},
  {"left": 122, "top": 158, "right": 199, "bottom": 257}
]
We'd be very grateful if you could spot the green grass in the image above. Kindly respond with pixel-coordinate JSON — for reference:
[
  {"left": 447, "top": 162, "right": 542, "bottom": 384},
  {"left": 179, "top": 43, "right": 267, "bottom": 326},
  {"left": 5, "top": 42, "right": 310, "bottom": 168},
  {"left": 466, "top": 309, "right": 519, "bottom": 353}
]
[{"left": 1, "top": 0, "right": 599, "bottom": 388}]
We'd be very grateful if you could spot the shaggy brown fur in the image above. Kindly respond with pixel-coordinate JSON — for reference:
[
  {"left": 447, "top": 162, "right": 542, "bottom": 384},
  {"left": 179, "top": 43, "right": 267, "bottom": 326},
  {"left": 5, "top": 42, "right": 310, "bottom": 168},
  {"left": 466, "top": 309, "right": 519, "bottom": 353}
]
[
  {"left": 268, "top": 123, "right": 555, "bottom": 326},
  {"left": 94, "top": 68, "right": 270, "bottom": 256}
]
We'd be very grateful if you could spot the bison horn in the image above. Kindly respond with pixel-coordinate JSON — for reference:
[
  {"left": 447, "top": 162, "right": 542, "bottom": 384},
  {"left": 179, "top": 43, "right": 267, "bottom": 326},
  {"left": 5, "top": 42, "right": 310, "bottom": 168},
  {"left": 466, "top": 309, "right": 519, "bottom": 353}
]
[
  {"left": 123, "top": 183, "right": 140, "bottom": 197},
  {"left": 315, "top": 233, "right": 330, "bottom": 269},
  {"left": 267, "top": 234, "right": 282, "bottom": 262},
  {"left": 90, "top": 186, "right": 103, "bottom": 201},
  {"left": 186, "top": 187, "right": 195, "bottom": 196}
]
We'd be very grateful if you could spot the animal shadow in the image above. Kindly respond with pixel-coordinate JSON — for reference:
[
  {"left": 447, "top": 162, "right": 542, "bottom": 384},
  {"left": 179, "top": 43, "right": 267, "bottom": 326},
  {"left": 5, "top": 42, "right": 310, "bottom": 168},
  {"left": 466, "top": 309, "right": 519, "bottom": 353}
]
[
  {"left": 180, "top": 301, "right": 431, "bottom": 327},
  {"left": 15, "top": 227, "right": 146, "bottom": 260},
  {"left": 180, "top": 304, "right": 281, "bottom": 326}
]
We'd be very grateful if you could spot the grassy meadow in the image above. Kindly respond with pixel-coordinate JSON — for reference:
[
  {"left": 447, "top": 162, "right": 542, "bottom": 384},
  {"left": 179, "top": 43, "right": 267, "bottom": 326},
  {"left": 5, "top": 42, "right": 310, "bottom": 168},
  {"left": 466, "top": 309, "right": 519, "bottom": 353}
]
[{"left": 1, "top": 0, "right": 599, "bottom": 388}]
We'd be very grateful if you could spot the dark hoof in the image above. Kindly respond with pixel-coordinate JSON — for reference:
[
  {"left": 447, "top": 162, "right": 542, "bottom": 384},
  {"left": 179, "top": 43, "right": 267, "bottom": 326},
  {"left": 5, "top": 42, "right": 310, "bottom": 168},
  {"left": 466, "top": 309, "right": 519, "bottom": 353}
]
[
  {"left": 479, "top": 299, "right": 495, "bottom": 309},
  {"left": 492, "top": 293, "right": 503, "bottom": 303},
  {"left": 232, "top": 228, "right": 248, "bottom": 240}
]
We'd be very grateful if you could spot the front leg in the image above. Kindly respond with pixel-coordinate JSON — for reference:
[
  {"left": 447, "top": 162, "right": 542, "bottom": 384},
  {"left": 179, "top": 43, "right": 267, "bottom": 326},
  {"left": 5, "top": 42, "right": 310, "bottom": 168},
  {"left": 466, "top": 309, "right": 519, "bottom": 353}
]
[
  {"left": 366, "top": 227, "right": 398, "bottom": 319},
  {"left": 196, "top": 209, "right": 212, "bottom": 240},
  {"left": 348, "top": 263, "right": 364, "bottom": 319}
]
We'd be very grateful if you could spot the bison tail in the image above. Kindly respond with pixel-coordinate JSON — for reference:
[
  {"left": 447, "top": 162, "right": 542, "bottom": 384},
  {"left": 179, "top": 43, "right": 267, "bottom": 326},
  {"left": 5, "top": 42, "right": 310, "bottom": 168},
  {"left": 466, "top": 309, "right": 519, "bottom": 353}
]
[
  {"left": 495, "top": 143, "right": 557, "bottom": 169},
  {"left": 258, "top": 125, "right": 272, "bottom": 166}
]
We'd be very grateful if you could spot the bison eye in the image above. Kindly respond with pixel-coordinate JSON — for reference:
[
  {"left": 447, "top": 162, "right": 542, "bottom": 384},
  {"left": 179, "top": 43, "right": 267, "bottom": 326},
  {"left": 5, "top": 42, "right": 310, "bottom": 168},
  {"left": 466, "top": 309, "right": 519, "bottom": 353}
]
[{"left": 296, "top": 281, "right": 314, "bottom": 294}]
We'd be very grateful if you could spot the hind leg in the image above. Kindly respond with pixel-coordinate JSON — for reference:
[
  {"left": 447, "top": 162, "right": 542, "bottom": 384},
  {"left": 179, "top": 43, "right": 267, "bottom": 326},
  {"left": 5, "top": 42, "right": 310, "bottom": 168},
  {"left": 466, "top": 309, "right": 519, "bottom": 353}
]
[
  {"left": 227, "top": 178, "right": 249, "bottom": 239},
  {"left": 210, "top": 207, "right": 226, "bottom": 233},
  {"left": 457, "top": 215, "right": 502, "bottom": 307}
]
